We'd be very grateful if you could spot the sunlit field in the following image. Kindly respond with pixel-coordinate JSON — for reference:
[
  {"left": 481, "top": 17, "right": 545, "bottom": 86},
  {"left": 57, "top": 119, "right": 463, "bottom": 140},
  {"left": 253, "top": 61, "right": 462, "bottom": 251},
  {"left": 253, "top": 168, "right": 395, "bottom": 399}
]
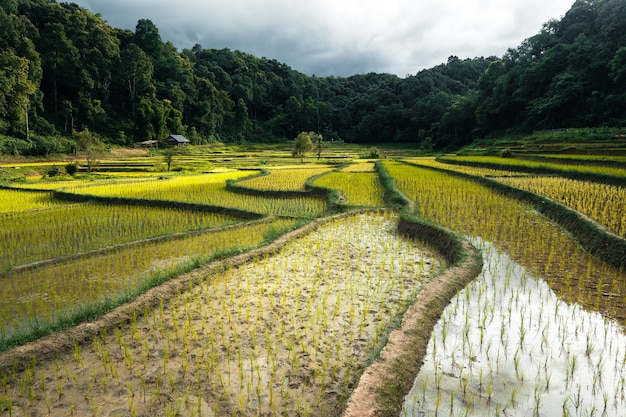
[
  {"left": 64, "top": 172, "right": 327, "bottom": 217},
  {"left": 385, "top": 161, "right": 626, "bottom": 322},
  {"left": 0, "top": 146, "right": 625, "bottom": 417},
  {"left": 1, "top": 203, "right": 241, "bottom": 270},
  {"left": 496, "top": 175, "right": 626, "bottom": 238},
  {"left": 63, "top": 171, "right": 255, "bottom": 197},
  {"left": 404, "top": 157, "right": 527, "bottom": 177},
  {"left": 237, "top": 166, "right": 333, "bottom": 191},
  {"left": 313, "top": 171, "right": 385, "bottom": 207},
  {"left": 0, "top": 189, "right": 72, "bottom": 213},
  {"left": 383, "top": 161, "right": 626, "bottom": 416},
  {"left": 0, "top": 217, "right": 298, "bottom": 349},
  {"left": 438, "top": 155, "right": 626, "bottom": 178},
  {"left": 340, "top": 161, "right": 376, "bottom": 172}
]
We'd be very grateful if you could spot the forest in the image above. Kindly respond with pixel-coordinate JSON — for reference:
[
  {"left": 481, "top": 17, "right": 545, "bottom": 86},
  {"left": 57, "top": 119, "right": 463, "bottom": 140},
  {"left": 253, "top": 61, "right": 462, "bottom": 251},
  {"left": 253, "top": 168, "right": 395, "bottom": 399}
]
[{"left": 1, "top": 0, "right": 625, "bottom": 155}]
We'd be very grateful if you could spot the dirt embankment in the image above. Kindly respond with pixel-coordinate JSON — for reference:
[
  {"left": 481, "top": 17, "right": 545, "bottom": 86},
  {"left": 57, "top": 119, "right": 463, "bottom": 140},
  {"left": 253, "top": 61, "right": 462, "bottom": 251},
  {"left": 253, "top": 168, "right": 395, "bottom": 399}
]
[
  {"left": 342, "top": 232, "right": 483, "bottom": 417},
  {"left": 0, "top": 209, "right": 395, "bottom": 377},
  {"left": 0, "top": 217, "right": 318, "bottom": 376}
]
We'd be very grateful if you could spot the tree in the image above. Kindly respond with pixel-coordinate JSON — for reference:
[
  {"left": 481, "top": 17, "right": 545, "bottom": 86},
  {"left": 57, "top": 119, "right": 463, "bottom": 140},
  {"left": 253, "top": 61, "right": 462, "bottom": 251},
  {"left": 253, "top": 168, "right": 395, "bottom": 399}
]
[
  {"left": 0, "top": 6, "right": 40, "bottom": 138},
  {"left": 315, "top": 132, "right": 323, "bottom": 159},
  {"left": 0, "top": 50, "right": 37, "bottom": 137},
  {"left": 162, "top": 145, "right": 186, "bottom": 171},
  {"left": 119, "top": 44, "right": 155, "bottom": 133},
  {"left": 292, "top": 131, "right": 315, "bottom": 163},
  {"left": 75, "top": 128, "right": 106, "bottom": 173}
]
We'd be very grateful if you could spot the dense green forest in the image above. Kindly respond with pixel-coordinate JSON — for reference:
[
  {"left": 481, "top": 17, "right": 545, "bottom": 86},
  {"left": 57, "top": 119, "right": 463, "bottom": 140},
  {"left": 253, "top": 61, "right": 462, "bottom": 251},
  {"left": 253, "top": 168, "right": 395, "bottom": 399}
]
[{"left": 0, "top": 0, "right": 625, "bottom": 155}]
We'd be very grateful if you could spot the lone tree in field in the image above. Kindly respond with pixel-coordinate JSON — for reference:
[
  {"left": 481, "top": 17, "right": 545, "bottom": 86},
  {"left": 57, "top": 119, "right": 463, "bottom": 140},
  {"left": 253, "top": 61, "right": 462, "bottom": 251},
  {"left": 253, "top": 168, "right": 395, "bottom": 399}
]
[
  {"left": 75, "top": 129, "right": 106, "bottom": 174},
  {"left": 162, "top": 145, "right": 188, "bottom": 171},
  {"left": 315, "top": 132, "right": 324, "bottom": 159},
  {"left": 163, "top": 147, "right": 176, "bottom": 171},
  {"left": 292, "top": 131, "right": 318, "bottom": 163}
]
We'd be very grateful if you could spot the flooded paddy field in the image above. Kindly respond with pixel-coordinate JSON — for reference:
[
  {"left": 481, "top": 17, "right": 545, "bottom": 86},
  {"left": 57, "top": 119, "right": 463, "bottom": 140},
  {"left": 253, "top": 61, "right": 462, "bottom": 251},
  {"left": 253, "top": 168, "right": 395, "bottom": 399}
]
[
  {"left": 0, "top": 212, "right": 442, "bottom": 417},
  {"left": 402, "top": 240, "right": 626, "bottom": 417}
]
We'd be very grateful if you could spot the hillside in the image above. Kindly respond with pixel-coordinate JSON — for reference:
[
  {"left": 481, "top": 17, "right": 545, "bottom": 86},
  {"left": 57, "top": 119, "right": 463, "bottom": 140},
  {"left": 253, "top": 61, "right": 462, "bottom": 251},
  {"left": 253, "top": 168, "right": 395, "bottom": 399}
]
[{"left": 0, "top": 0, "right": 625, "bottom": 153}]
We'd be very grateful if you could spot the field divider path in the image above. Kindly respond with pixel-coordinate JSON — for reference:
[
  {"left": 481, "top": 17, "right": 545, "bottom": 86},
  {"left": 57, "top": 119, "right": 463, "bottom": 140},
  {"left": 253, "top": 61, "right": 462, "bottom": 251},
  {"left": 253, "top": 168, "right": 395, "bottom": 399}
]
[
  {"left": 52, "top": 189, "right": 264, "bottom": 220},
  {"left": 343, "top": 234, "right": 482, "bottom": 417},
  {"left": 0, "top": 209, "right": 375, "bottom": 377},
  {"left": 5, "top": 217, "right": 274, "bottom": 275},
  {"left": 341, "top": 162, "right": 483, "bottom": 416}
]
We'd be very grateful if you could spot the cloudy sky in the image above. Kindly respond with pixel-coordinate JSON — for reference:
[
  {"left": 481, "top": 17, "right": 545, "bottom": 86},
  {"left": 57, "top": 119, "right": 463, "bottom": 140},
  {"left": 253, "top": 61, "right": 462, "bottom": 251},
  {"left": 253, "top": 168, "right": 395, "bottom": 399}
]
[{"left": 71, "top": 0, "right": 574, "bottom": 77}]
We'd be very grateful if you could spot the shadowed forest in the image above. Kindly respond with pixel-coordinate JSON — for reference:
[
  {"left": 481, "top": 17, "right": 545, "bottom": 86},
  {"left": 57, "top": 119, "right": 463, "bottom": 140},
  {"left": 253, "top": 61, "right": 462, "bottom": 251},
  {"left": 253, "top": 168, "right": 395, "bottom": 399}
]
[{"left": 1, "top": 0, "right": 625, "bottom": 155}]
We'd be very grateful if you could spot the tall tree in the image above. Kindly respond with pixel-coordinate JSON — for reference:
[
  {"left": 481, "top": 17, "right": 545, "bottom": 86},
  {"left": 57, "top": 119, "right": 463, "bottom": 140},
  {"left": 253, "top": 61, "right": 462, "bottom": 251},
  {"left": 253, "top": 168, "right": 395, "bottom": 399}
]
[
  {"left": 0, "top": 6, "right": 40, "bottom": 137},
  {"left": 119, "top": 43, "right": 154, "bottom": 139},
  {"left": 292, "top": 131, "right": 315, "bottom": 163},
  {"left": 75, "top": 128, "right": 106, "bottom": 173}
]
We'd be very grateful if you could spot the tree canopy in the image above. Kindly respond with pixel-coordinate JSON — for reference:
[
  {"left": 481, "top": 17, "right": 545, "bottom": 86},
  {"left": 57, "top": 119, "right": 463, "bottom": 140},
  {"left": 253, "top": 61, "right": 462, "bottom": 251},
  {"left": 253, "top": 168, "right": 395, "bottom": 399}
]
[
  {"left": 292, "top": 131, "right": 319, "bottom": 163},
  {"left": 0, "top": 0, "right": 624, "bottom": 153}
]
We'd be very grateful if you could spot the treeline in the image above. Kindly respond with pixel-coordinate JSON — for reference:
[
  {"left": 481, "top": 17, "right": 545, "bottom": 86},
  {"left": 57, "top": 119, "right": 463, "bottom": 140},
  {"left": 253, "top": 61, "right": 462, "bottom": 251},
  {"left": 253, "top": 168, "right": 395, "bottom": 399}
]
[{"left": 1, "top": 0, "right": 625, "bottom": 155}]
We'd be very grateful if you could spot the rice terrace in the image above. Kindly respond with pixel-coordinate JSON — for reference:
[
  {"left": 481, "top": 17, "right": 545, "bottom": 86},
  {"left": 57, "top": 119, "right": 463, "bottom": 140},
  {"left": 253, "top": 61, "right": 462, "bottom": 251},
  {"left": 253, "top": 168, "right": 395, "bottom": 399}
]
[
  {"left": 2, "top": 0, "right": 626, "bottom": 414},
  {"left": 0, "top": 136, "right": 623, "bottom": 417}
]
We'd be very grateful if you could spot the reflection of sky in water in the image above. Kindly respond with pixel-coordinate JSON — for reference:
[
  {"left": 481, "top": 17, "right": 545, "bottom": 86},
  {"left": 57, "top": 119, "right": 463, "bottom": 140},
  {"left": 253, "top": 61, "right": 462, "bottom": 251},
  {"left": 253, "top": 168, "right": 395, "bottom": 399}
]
[{"left": 403, "top": 238, "right": 626, "bottom": 417}]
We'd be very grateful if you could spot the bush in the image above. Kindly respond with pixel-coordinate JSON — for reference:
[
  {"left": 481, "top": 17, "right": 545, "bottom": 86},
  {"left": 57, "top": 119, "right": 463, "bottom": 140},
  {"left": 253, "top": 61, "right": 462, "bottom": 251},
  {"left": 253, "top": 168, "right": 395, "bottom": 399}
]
[
  {"left": 30, "top": 135, "right": 61, "bottom": 156},
  {"left": 499, "top": 148, "right": 513, "bottom": 158},
  {"left": 363, "top": 147, "right": 380, "bottom": 159},
  {"left": 47, "top": 166, "right": 60, "bottom": 177},
  {"left": 0, "top": 136, "right": 31, "bottom": 155},
  {"left": 65, "top": 163, "right": 78, "bottom": 176}
]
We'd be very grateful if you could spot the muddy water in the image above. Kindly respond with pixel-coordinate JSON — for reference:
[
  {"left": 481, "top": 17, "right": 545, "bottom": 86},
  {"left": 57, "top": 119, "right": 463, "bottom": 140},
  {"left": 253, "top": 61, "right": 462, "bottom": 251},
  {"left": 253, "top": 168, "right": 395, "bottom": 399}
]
[
  {"left": 1, "top": 212, "right": 442, "bottom": 417},
  {"left": 402, "top": 239, "right": 626, "bottom": 417}
]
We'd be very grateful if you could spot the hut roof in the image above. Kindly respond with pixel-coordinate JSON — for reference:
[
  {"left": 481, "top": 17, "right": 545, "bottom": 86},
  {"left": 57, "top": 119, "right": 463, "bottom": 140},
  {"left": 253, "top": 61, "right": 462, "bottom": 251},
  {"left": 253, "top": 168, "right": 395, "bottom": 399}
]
[{"left": 166, "top": 135, "right": 190, "bottom": 144}]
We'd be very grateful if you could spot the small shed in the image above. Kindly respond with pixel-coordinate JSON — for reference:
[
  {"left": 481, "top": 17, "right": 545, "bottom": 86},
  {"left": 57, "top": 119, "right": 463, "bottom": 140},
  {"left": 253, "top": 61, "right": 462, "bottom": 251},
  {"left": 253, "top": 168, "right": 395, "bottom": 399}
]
[
  {"left": 166, "top": 135, "right": 190, "bottom": 146},
  {"left": 136, "top": 140, "right": 159, "bottom": 148}
]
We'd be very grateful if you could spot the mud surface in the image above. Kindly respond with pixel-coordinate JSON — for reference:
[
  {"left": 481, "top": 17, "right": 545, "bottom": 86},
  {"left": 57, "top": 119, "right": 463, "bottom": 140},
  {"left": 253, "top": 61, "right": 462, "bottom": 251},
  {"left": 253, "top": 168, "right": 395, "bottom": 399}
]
[{"left": 0, "top": 211, "right": 443, "bottom": 416}]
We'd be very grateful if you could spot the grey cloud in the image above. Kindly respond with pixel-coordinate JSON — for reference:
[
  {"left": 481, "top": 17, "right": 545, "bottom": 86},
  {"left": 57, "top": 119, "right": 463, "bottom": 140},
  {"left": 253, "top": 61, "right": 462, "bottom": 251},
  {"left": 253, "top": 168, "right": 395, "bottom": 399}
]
[{"left": 71, "top": 0, "right": 574, "bottom": 77}]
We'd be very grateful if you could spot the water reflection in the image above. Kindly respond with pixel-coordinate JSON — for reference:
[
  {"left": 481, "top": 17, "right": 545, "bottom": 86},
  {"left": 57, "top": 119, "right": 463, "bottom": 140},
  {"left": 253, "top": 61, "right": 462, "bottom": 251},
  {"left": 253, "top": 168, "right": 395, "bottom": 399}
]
[{"left": 402, "top": 239, "right": 626, "bottom": 417}]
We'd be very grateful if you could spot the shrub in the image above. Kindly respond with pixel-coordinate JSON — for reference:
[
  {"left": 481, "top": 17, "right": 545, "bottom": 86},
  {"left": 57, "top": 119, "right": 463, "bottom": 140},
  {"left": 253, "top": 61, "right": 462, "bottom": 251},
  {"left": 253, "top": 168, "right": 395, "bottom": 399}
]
[
  {"left": 0, "top": 135, "right": 31, "bottom": 155},
  {"left": 499, "top": 148, "right": 513, "bottom": 158},
  {"left": 65, "top": 163, "right": 78, "bottom": 176},
  {"left": 30, "top": 135, "right": 60, "bottom": 156},
  {"left": 364, "top": 147, "right": 380, "bottom": 159},
  {"left": 47, "top": 166, "right": 60, "bottom": 177}
]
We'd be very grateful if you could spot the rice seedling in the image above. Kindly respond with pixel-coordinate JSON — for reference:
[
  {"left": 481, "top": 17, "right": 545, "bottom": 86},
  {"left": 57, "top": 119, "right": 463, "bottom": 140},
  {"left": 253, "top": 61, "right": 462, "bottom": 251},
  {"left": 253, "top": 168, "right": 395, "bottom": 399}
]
[
  {"left": 0, "top": 217, "right": 298, "bottom": 349},
  {"left": 402, "top": 240, "right": 626, "bottom": 416},
  {"left": 237, "top": 166, "right": 333, "bottom": 191},
  {"left": 0, "top": 189, "right": 73, "bottom": 213},
  {"left": 522, "top": 153, "right": 626, "bottom": 164},
  {"left": 313, "top": 171, "right": 385, "bottom": 207},
  {"left": 63, "top": 171, "right": 327, "bottom": 217},
  {"left": 496, "top": 176, "right": 626, "bottom": 238},
  {"left": 384, "top": 161, "right": 626, "bottom": 325},
  {"left": 404, "top": 157, "right": 523, "bottom": 177},
  {"left": 0, "top": 202, "right": 242, "bottom": 270},
  {"left": 438, "top": 155, "right": 626, "bottom": 179},
  {"left": 340, "top": 161, "right": 377, "bottom": 172},
  {"left": 9, "top": 176, "right": 157, "bottom": 191},
  {"left": 387, "top": 161, "right": 626, "bottom": 416},
  {"left": 0, "top": 212, "right": 442, "bottom": 416}
]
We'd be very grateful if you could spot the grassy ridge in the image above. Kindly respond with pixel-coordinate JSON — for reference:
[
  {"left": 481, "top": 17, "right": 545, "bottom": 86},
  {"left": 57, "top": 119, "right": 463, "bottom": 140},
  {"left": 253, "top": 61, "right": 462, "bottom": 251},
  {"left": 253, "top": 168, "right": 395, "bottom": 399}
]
[
  {"left": 405, "top": 160, "right": 626, "bottom": 268},
  {"left": 343, "top": 161, "right": 482, "bottom": 417},
  {"left": 438, "top": 155, "right": 626, "bottom": 186},
  {"left": 0, "top": 217, "right": 300, "bottom": 352}
]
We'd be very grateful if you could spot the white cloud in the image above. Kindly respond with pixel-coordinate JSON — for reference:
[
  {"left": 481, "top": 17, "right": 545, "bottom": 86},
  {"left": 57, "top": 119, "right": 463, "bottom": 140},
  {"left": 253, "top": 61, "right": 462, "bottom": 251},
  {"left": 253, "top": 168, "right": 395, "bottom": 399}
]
[{"left": 72, "top": 0, "right": 574, "bottom": 77}]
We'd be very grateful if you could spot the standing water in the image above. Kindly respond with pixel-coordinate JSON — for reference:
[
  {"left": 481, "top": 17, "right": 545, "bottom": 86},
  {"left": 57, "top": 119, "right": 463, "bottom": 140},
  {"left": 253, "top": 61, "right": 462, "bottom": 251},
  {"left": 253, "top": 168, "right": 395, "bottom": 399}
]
[{"left": 402, "top": 238, "right": 626, "bottom": 417}]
